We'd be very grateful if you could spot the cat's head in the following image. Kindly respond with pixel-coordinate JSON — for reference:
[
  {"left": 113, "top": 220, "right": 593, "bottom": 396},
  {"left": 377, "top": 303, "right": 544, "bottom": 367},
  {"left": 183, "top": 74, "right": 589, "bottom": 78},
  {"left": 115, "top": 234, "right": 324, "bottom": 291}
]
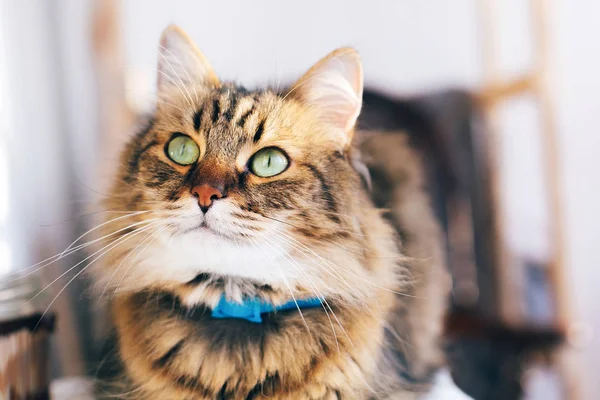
[{"left": 95, "top": 25, "right": 393, "bottom": 308}]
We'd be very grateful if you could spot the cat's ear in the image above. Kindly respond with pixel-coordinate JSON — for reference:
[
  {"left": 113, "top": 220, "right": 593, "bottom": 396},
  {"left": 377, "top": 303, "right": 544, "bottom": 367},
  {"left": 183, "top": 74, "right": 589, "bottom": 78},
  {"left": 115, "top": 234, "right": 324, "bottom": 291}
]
[
  {"left": 288, "top": 48, "right": 363, "bottom": 145},
  {"left": 157, "top": 25, "right": 219, "bottom": 95}
]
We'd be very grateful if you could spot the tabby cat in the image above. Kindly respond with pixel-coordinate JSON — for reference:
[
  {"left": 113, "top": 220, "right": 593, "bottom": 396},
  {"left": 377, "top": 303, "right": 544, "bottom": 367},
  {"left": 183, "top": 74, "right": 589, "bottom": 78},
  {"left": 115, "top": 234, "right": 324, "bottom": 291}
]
[{"left": 92, "top": 25, "right": 449, "bottom": 399}]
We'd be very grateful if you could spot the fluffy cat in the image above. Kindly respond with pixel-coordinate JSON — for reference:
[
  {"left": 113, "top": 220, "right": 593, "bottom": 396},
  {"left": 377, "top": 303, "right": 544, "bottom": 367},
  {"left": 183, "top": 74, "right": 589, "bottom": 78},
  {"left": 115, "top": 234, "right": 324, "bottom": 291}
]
[{"left": 92, "top": 25, "right": 449, "bottom": 399}]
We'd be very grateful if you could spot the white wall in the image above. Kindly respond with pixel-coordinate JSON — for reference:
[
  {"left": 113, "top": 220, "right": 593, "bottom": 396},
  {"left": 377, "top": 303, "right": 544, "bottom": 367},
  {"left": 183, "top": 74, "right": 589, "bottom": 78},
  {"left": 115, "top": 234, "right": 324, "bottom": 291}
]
[
  {"left": 0, "top": 1, "right": 71, "bottom": 275},
  {"left": 122, "top": 0, "right": 481, "bottom": 101},
  {"left": 551, "top": 0, "right": 600, "bottom": 398}
]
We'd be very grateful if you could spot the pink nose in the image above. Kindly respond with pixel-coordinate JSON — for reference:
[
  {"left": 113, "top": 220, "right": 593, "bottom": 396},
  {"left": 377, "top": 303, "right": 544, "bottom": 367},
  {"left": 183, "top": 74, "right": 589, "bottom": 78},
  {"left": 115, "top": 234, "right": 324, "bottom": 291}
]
[{"left": 191, "top": 184, "right": 223, "bottom": 212}]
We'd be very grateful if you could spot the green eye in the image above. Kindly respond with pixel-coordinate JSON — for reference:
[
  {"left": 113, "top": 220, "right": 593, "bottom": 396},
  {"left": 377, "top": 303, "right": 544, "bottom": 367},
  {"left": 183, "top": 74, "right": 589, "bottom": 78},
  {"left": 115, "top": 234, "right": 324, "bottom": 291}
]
[
  {"left": 167, "top": 135, "right": 200, "bottom": 165},
  {"left": 250, "top": 147, "right": 289, "bottom": 177}
]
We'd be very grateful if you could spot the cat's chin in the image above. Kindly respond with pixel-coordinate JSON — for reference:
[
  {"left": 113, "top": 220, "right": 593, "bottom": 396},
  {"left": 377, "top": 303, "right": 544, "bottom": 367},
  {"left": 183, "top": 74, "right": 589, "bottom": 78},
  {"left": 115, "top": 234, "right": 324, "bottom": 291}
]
[{"left": 137, "top": 224, "right": 300, "bottom": 291}]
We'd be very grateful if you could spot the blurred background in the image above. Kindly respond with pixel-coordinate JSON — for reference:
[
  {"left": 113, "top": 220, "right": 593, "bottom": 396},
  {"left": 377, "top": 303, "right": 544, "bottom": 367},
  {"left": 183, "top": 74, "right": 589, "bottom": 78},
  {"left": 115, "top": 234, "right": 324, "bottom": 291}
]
[{"left": 0, "top": 0, "right": 598, "bottom": 399}]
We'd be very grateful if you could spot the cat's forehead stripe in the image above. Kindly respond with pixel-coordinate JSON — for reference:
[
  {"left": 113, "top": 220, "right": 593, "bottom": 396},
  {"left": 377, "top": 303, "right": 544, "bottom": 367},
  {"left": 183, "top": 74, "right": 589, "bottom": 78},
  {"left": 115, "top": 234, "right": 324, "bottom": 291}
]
[
  {"left": 196, "top": 87, "right": 263, "bottom": 132},
  {"left": 252, "top": 119, "right": 265, "bottom": 143},
  {"left": 222, "top": 91, "right": 237, "bottom": 122},
  {"left": 236, "top": 101, "right": 255, "bottom": 128},
  {"left": 193, "top": 108, "right": 202, "bottom": 131},
  {"left": 189, "top": 87, "right": 274, "bottom": 152},
  {"left": 210, "top": 98, "right": 220, "bottom": 124}
]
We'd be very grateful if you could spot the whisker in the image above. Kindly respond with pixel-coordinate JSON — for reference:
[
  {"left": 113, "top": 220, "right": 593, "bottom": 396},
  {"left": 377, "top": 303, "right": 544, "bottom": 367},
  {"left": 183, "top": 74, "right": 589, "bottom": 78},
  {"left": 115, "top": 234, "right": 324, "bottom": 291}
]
[
  {"left": 257, "top": 235, "right": 343, "bottom": 352},
  {"left": 32, "top": 223, "right": 159, "bottom": 330},
  {"left": 57, "top": 210, "right": 155, "bottom": 261},
  {"left": 261, "top": 232, "right": 359, "bottom": 343},
  {"left": 5, "top": 219, "right": 160, "bottom": 283},
  {"left": 270, "top": 230, "right": 390, "bottom": 341},
  {"left": 260, "top": 214, "right": 395, "bottom": 258},
  {"left": 273, "top": 228, "right": 420, "bottom": 299},
  {"left": 39, "top": 208, "right": 144, "bottom": 227},
  {"left": 6, "top": 217, "right": 159, "bottom": 280},
  {"left": 248, "top": 237, "right": 311, "bottom": 334},
  {"left": 29, "top": 222, "right": 158, "bottom": 305},
  {"left": 269, "top": 229, "right": 365, "bottom": 298},
  {"left": 109, "top": 222, "right": 172, "bottom": 299},
  {"left": 99, "top": 219, "right": 169, "bottom": 301}
]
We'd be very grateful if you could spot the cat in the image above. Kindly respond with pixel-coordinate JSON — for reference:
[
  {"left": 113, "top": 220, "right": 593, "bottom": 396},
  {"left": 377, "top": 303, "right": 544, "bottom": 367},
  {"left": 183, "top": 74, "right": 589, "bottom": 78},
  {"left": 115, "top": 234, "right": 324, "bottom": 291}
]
[{"left": 92, "top": 25, "right": 449, "bottom": 400}]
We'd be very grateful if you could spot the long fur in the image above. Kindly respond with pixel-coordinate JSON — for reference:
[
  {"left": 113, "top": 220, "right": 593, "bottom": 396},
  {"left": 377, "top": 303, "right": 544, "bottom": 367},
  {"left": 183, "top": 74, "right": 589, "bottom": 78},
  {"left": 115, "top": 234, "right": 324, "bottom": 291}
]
[{"left": 92, "top": 26, "right": 449, "bottom": 400}]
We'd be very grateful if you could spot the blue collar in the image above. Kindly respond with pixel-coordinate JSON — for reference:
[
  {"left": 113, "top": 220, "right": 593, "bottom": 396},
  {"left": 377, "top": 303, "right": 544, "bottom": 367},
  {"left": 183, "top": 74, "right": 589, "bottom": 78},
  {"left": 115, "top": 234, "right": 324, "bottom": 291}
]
[{"left": 211, "top": 294, "right": 322, "bottom": 323}]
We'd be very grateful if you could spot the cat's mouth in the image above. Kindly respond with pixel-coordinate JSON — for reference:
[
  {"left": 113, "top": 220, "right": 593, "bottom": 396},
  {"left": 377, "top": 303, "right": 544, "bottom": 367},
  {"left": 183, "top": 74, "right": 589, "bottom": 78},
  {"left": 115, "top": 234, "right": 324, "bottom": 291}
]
[{"left": 182, "top": 220, "right": 233, "bottom": 239}]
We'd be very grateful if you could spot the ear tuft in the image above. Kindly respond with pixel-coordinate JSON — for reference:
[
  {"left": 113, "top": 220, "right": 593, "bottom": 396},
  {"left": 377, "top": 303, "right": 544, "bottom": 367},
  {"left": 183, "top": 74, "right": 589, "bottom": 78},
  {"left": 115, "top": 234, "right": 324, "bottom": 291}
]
[
  {"left": 157, "top": 25, "right": 219, "bottom": 96},
  {"left": 288, "top": 48, "right": 363, "bottom": 142}
]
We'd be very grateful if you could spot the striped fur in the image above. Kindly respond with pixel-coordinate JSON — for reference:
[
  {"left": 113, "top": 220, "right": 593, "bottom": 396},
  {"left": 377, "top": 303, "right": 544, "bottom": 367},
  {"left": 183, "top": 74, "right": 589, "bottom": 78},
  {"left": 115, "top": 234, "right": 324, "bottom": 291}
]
[{"left": 92, "top": 26, "right": 448, "bottom": 399}]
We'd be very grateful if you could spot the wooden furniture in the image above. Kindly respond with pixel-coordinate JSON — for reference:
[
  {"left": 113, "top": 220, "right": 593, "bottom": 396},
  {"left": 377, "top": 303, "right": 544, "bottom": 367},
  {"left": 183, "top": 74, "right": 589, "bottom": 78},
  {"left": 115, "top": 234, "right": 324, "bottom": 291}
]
[{"left": 446, "top": 0, "right": 575, "bottom": 398}]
